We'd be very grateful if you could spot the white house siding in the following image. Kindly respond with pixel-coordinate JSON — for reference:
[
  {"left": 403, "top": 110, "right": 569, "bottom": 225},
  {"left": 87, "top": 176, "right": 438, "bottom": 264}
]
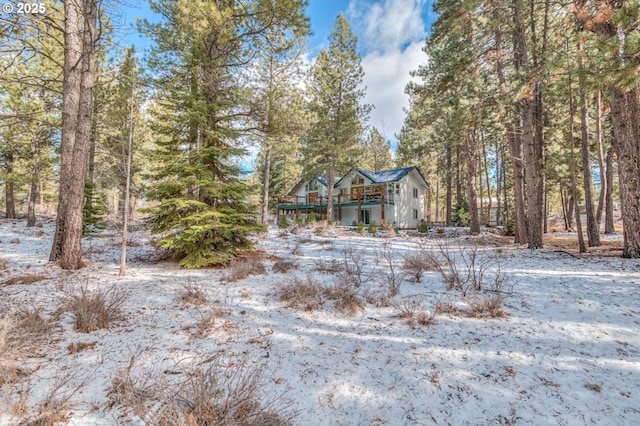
[
  {"left": 332, "top": 169, "right": 427, "bottom": 228},
  {"left": 395, "top": 172, "right": 428, "bottom": 228}
]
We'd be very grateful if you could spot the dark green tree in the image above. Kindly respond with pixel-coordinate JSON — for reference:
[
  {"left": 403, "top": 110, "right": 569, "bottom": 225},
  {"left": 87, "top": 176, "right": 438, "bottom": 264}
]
[
  {"left": 141, "top": 0, "right": 307, "bottom": 267},
  {"left": 303, "top": 13, "right": 371, "bottom": 221},
  {"left": 359, "top": 126, "right": 394, "bottom": 171}
]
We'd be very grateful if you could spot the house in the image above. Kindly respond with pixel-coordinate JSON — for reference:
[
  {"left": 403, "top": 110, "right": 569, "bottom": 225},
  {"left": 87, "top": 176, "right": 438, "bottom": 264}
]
[{"left": 277, "top": 166, "right": 430, "bottom": 229}]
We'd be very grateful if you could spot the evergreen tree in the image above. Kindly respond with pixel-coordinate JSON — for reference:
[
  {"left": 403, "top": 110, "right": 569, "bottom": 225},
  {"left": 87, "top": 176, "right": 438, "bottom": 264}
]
[
  {"left": 141, "top": 0, "right": 302, "bottom": 267},
  {"left": 252, "top": 3, "right": 310, "bottom": 223},
  {"left": 303, "top": 13, "right": 371, "bottom": 221},
  {"left": 360, "top": 127, "right": 394, "bottom": 171}
]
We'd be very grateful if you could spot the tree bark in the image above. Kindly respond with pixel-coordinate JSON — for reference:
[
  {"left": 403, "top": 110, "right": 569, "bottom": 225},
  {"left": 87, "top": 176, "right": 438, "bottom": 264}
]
[
  {"left": 569, "top": 89, "right": 586, "bottom": 253},
  {"left": 594, "top": 91, "right": 606, "bottom": 227},
  {"left": 445, "top": 143, "right": 452, "bottom": 226},
  {"left": 326, "top": 156, "right": 336, "bottom": 222},
  {"left": 261, "top": 144, "right": 272, "bottom": 224},
  {"left": 465, "top": 130, "right": 480, "bottom": 234},
  {"left": 50, "top": 0, "right": 98, "bottom": 269},
  {"left": 514, "top": 0, "right": 543, "bottom": 249},
  {"left": 28, "top": 129, "right": 42, "bottom": 227},
  {"left": 5, "top": 152, "right": 16, "bottom": 219},
  {"left": 493, "top": 4, "right": 526, "bottom": 243},
  {"left": 120, "top": 72, "right": 136, "bottom": 277},
  {"left": 579, "top": 92, "right": 600, "bottom": 246},
  {"left": 578, "top": 40, "right": 600, "bottom": 247},
  {"left": 604, "top": 146, "right": 615, "bottom": 234},
  {"left": 609, "top": 87, "right": 640, "bottom": 257}
]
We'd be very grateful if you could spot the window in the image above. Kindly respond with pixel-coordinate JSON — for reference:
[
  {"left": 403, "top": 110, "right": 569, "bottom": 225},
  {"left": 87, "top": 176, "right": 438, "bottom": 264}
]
[
  {"left": 413, "top": 209, "right": 418, "bottom": 219},
  {"left": 351, "top": 175, "right": 364, "bottom": 185},
  {"left": 413, "top": 187, "right": 419, "bottom": 198}
]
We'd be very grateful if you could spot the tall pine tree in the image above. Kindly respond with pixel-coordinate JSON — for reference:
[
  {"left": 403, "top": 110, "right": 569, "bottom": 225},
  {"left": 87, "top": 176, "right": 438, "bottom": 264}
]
[
  {"left": 304, "top": 13, "right": 371, "bottom": 221},
  {"left": 141, "top": 0, "right": 304, "bottom": 267}
]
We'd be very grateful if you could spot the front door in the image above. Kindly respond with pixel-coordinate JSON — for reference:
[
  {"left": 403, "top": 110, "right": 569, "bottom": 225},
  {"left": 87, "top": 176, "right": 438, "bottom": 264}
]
[{"left": 360, "top": 209, "right": 371, "bottom": 225}]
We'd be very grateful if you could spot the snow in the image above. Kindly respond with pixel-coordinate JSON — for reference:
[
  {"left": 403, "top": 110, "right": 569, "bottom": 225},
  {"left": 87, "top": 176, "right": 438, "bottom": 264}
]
[{"left": 1, "top": 217, "right": 640, "bottom": 425}]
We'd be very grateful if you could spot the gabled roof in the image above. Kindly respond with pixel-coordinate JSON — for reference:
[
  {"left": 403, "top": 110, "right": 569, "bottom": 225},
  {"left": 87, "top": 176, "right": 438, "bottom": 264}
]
[
  {"left": 287, "top": 174, "right": 328, "bottom": 196},
  {"left": 335, "top": 166, "right": 428, "bottom": 188}
]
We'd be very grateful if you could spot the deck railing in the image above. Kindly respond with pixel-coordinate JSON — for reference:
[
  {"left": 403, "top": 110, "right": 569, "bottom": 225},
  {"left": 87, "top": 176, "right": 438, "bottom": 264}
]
[{"left": 278, "top": 191, "right": 395, "bottom": 207}]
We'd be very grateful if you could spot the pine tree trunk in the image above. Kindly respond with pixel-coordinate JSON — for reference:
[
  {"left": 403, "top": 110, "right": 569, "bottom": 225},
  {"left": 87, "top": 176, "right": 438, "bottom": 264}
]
[
  {"left": 261, "top": 144, "right": 272, "bottom": 224},
  {"left": 594, "top": 91, "right": 606, "bottom": 227},
  {"left": 493, "top": 5, "right": 526, "bottom": 243},
  {"left": 481, "top": 133, "right": 492, "bottom": 226},
  {"left": 27, "top": 181, "right": 37, "bottom": 227},
  {"left": 514, "top": 0, "right": 543, "bottom": 249},
  {"left": 578, "top": 40, "right": 600, "bottom": 247},
  {"left": 120, "top": 75, "right": 136, "bottom": 277},
  {"left": 604, "top": 146, "right": 615, "bottom": 234},
  {"left": 5, "top": 152, "right": 16, "bottom": 219},
  {"left": 465, "top": 130, "right": 480, "bottom": 234},
  {"left": 28, "top": 129, "right": 42, "bottom": 227},
  {"left": 609, "top": 87, "right": 640, "bottom": 257},
  {"left": 50, "top": 0, "right": 97, "bottom": 269},
  {"left": 445, "top": 144, "right": 452, "bottom": 226},
  {"left": 560, "top": 184, "right": 569, "bottom": 231},
  {"left": 569, "top": 92, "right": 586, "bottom": 253},
  {"left": 51, "top": 0, "right": 81, "bottom": 264},
  {"left": 579, "top": 92, "right": 600, "bottom": 246},
  {"left": 326, "top": 157, "right": 336, "bottom": 222}
]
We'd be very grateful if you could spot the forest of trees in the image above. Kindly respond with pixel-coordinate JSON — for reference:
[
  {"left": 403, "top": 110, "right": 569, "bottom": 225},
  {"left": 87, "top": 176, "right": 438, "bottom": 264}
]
[
  {"left": 1, "top": 0, "right": 639, "bottom": 270},
  {"left": 398, "top": 0, "right": 640, "bottom": 257}
]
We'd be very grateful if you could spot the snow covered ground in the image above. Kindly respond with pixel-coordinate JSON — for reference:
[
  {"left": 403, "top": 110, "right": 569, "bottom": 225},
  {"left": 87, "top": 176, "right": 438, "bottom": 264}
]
[{"left": 1, "top": 217, "right": 639, "bottom": 425}]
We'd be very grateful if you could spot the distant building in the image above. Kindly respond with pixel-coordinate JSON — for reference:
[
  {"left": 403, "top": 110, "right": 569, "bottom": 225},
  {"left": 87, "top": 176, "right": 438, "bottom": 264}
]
[{"left": 278, "top": 166, "right": 430, "bottom": 229}]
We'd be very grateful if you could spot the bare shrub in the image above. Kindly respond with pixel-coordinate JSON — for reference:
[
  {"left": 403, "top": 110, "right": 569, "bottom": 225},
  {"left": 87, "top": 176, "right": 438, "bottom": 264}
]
[
  {"left": 178, "top": 281, "right": 209, "bottom": 306},
  {"left": 433, "top": 242, "right": 507, "bottom": 297},
  {"left": 107, "top": 354, "right": 155, "bottom": 416},
  {"left": 290, "top": 241, "right": 302, "bottom": 256},
  {"left": 3, "top": 274, "right": 48, "bottom": 286},
  {"left": 277, "top": 275, "right": 325, "bottom": 311},
  {"left": 0, "top": 309, "right": 52, "bottom": 385},
  {"left": 59, "top": 284, "right": 125, "bottom": 333},
  {"left": 432, "top": 242, "right": 466, "bottom": 291},
  {"left": 226, "top": 259, "right": 266, "bottom": 282},
  {"left": 192, "top": 306, "right": 230, "bottom": 338},
  {"left": 393, "top": 297, "right": 437, "bottom": 328},
  {"left": 341, "top": 244, "right": 374, "bottom": 288},
  {"left": 377, "top": 242, "right": 405, "bottom": 297},
  {"left": 313, "top": 259, "right": 343, "bottom": 274},
  {"left": 67, "top": 341, "right": 96, "bottom": 353},
  {"left": 466, "top": 270, "right": 509, "bottom": 318},
  {"left": 415, "top": 310, "right": 438, "bottom": 326},
  {"left": 111, "top": 355, "right": 294, "bottom": 426},
  {"left": 18, "top": 369, "right": 86, "bottom": 426},
  {"left": 402, "top": 248, "right": 439, "bottom": 282},
  {"left": 272, "top": 259, "right": 298, "bottom": 274},
  {"left": 433, "top": 299, "right": 462, "bottom": 316},
  {"left": 393, "top": 298, "right": 421, "bottom": 320},
  {"left": 324, "top": 283, "right": 364, "bottom": 316},
  {"left": 156, "top": 358, "right": 293, "bottom": 426},
  {"left": 468, "top": 294, "right": 507, "bottom": 318}
]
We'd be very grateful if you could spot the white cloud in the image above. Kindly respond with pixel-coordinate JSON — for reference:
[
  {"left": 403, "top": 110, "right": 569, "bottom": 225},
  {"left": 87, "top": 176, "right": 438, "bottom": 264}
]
[
  {"left": 346, "top": 0, "right": 430, "bottom": 146},
  {"left": 348, "top": 0, "right": 428, "bottom": 53},
  {"left": 361, "top": 41, "right": 425, "bottom": 146}
]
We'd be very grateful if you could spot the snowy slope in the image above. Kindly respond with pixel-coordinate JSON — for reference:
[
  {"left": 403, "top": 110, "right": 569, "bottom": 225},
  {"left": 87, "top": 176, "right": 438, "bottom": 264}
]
[{"left": 1, "top": 218, "right": 639, "bottom": 425}]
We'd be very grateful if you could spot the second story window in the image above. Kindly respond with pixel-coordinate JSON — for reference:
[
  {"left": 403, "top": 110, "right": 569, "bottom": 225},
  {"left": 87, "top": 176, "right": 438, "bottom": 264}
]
[{"left": 413, "top": 187, "right": 419, "bottom": 198}]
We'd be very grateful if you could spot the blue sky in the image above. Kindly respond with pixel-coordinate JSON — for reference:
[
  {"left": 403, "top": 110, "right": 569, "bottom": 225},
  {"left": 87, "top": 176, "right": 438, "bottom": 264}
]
[{"left": 114, "top": 0, "right": 436, "bottom": 149}]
